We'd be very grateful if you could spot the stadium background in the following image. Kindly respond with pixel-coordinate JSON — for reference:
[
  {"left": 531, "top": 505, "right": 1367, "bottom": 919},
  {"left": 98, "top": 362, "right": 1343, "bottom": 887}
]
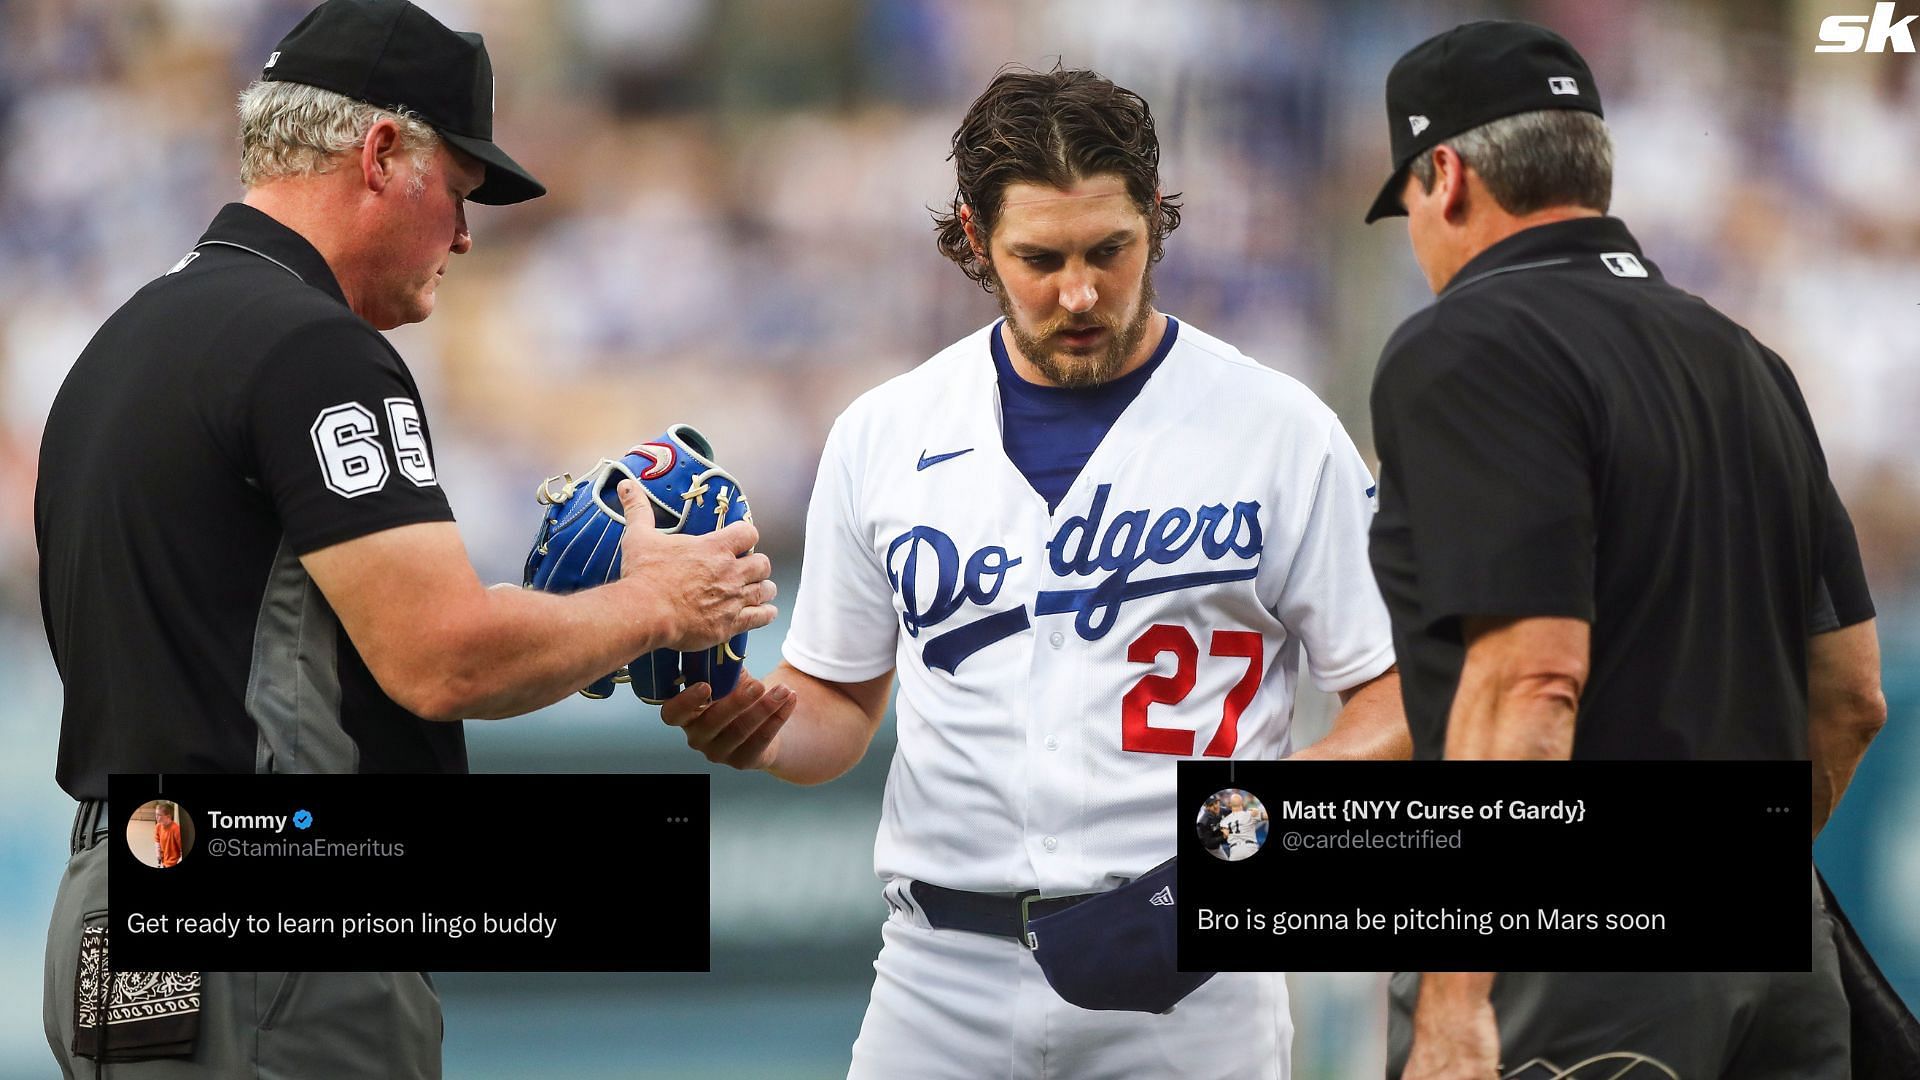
[{"left": 2, "top": 0, "right": 1916, "bottom": 1075}]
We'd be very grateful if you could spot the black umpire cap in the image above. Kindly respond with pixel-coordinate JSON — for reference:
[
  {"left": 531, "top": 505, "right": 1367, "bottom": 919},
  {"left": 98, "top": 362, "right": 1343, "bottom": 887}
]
[
  {"left": 261, "top": 0, "right": 545, "bottom": 205},
  {"left": 1364, "top": 20, "right": 1602, "bottom": 223}
]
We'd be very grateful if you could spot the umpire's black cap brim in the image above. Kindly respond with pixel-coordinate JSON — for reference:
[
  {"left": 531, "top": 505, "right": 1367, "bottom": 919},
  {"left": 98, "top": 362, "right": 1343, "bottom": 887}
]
[
  {"left": 1365, "top": 164, "right": 1410, "bottom": 224},
  {"left": 441, "top": 130, "right": 545, "bottom": 205}
]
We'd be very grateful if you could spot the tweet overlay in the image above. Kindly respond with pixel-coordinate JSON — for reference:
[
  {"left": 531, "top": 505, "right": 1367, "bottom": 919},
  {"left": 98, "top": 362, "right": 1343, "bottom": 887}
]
[
  {"left": 109, "top": 774, "right": 708, "bottom": 971},
  {"left": 1178, "top": 761, "right": 1809, "bottom": 972}
]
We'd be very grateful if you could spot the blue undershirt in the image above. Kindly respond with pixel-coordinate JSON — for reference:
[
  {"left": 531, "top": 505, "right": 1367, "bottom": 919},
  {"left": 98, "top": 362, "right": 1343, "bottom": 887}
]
[{"left": 991, "top": 316, "right": 1179, "bottom": 512}]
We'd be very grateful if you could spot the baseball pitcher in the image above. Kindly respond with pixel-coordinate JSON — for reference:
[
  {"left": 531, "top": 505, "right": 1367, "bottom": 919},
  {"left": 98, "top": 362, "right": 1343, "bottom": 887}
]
[{"left": 661, "top": 67, "right": 1410, "bottom": 1080}]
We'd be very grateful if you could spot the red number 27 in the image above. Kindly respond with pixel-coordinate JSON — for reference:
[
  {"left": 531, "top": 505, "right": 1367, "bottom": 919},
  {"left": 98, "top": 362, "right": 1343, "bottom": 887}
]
[{"left": 1121, "top": 625, "right": 1264, "bottom": 757}]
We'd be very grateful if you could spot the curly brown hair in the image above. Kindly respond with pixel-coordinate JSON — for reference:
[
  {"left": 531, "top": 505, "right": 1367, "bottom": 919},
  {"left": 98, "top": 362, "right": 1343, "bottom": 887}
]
[{"left": 933, "top": 66, "right": 1182, "bottom": 292}]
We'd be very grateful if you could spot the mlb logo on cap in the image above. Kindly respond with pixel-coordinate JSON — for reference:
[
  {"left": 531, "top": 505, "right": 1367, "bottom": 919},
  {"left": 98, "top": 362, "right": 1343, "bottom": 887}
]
[{"left": 1549, "top": 75, "right": 1579, "bottom": 95}]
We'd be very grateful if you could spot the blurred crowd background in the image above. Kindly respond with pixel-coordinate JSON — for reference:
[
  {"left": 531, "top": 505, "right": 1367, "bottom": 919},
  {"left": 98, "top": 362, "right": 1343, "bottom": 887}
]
[{"left": 3, "top": 0, "right": 1916, "bottom": 1076}]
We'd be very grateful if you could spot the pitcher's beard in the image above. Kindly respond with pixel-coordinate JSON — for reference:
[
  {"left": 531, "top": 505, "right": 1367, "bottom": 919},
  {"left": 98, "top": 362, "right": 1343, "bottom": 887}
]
[{"left": 996, "top": 270, "right": 1157, "bottom": 389}]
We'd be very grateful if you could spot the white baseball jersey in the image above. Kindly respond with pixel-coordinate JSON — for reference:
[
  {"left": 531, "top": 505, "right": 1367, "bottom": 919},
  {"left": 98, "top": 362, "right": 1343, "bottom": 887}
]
[
  {"left": 1220, "top": 809, "right": 1260, "bottom": 860},
  {"left": 784, "top": 317, "right": 1394, "bottom": 898}
]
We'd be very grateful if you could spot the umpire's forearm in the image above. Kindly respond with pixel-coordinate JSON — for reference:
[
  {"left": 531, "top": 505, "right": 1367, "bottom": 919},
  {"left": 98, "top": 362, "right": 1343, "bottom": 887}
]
[
  {"left": 1403, "top": 970, "right": 1500, "bottom": 1079},
  {"left": 1416, "top": 970, "right": 1496, "bottom": 1016},
  {"left": 304, "top": 520, "right": 688, "bottom": 722},
  {"left": 1444, "top": 617, "right": 1588, "bottom": 760},
  {"left": 434, "top": 579, "right": 673, "bottom": 720},
  {"left": 1808, "top": 620, "right": 1887, "bottom": 837}
]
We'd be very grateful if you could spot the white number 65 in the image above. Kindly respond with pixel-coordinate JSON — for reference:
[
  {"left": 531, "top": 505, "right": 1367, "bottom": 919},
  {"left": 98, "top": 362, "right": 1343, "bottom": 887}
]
[{"left": 308, "top": 399, "right": 437, "bottom": 498}]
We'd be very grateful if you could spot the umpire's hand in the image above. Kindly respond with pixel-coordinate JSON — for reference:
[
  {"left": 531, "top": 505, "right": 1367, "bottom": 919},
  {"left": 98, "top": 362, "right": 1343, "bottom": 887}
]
[
  {"left": 660, "top": 677, "right": 796, "bottom": 771},
  {"left": 615, "top": 480, "right": 777, "bottom": 652},
  {"left": 1403, "top": 994, "right": 1500, "bottom": 1080}
]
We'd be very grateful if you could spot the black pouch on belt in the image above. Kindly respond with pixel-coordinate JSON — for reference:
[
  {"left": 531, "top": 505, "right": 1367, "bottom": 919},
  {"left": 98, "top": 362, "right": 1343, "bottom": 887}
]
[
  {"left": 1024, "top": 858, "right": 1216, "bottom": 1014},
  {"left": 1819, "top": 868, "right": 1920, "bottom": 1076},
  {"left": 72, "top": 920, "right": 202, "bottom": 1061}
]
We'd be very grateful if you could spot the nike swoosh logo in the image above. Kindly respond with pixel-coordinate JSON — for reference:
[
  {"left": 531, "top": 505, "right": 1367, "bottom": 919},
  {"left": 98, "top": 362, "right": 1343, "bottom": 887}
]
[{"left": 916, "top": 448, "right": 974, "bottom": 471}]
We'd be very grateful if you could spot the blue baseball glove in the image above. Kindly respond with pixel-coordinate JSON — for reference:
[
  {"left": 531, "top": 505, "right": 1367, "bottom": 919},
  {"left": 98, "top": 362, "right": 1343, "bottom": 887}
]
[{"left": 522, "top": 424, "right": 754, "bottom": 700}]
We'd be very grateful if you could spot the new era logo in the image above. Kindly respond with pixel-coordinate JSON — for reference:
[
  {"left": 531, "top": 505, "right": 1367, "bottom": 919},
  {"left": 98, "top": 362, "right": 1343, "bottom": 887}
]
[
  {"left": 1149, "top": 885, "right": 1174, "bottom": 907},
  {"left": 1601, "top": 252, "right": 1648, "bottom": 278},
  {"left": 264, "top": 50, "right": 280, "bottom": 69},
  {"left": 1548, "top": 76, "right": 1579, "bottom": 95},
  {"left": 1408, "top": 114, "right": 1430, "bottom": 136}
]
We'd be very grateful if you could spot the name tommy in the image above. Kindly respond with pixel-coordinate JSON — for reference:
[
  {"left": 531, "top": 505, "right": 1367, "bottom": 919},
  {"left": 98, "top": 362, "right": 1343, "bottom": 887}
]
[{"left": 206, "top": 810, "right": 291, "bottom": 832}]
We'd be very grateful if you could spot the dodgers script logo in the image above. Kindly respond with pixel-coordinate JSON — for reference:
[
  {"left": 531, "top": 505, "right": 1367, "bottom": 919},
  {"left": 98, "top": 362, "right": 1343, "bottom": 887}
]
[{"left": 886, "top": 484, "right": 1262, "bottom": 673}]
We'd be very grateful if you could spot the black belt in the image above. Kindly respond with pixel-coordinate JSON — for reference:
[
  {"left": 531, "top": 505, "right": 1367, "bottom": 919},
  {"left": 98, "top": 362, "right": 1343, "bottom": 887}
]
[
  {"left": 909, "top": 881, "right": 1099, "bottom": 945},
  {"left": 71, "top": 799, "right": 110, "bottom": 856}
]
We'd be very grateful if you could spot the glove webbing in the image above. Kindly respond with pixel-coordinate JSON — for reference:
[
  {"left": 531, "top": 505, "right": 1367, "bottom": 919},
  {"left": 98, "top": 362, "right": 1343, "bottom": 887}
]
[{"left": 531, "top": 468, "right": 715, "bottom": 545}]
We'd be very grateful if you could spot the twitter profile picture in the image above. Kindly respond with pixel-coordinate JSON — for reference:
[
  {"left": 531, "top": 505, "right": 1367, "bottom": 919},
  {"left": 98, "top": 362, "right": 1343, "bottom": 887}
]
[
  {"left": 128, "top": 799, "right": 195, "bottom": 869},
  {"left": 1197, "top": 788, "right": 1268, "bottom": 862}
]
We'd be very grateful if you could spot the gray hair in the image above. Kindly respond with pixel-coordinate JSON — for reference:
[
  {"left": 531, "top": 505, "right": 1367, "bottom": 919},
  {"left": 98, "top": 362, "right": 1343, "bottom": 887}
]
[
  {"left": 238, "top": 80, "right": 440, "bottom": 193},
  {"left": 1410, "top": 109, "right": 1613, "bottom": 215}
]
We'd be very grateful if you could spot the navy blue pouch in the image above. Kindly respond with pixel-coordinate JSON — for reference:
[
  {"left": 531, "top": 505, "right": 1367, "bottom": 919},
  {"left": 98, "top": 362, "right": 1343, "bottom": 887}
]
[{"left": 1024, "top": 858, "right": 1216, "bottom": 1014}]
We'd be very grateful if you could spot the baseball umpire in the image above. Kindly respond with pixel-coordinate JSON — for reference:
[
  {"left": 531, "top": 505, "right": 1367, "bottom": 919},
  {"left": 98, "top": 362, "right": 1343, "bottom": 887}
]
[
  {"left": 36, "top": 2, "right": 774, "bottom": 1076},
  {"left": 1361, "top": 21, "right": 1887, "bottom": 1080}
]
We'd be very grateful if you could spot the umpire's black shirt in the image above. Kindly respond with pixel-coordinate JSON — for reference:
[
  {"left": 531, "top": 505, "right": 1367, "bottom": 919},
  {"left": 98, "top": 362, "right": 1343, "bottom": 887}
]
[
  {"left": 38, "top": 204, "right": 467, "bottom": 798},
  {"left": 1369, "top": 216, "right": 1872, "bottom": 760}
]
